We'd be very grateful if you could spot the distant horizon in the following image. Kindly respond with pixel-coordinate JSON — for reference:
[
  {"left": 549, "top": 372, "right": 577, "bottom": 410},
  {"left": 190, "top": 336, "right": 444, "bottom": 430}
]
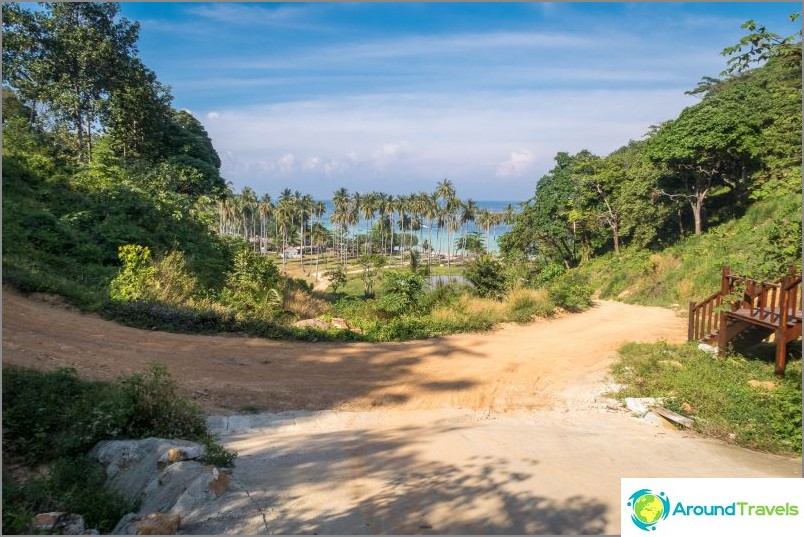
[{"left": 120, "top": 2, "right": 799, "bottom": 199}]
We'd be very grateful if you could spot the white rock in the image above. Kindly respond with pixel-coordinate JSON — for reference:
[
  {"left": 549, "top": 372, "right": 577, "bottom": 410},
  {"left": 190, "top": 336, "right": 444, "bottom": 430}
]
[
  {"left": 624, "top": 397, "right": 656, "bottom": 417},
  {"left": 698, "top": 343, "right": 718, "bottom": 354}
]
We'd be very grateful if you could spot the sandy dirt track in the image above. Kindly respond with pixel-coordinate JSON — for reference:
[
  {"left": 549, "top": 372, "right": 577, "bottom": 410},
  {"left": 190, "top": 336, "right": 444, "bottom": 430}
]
[
  {"left": 3, "top": 290, "right": 801, "bottom": 534},
  {"left": 3, "top": 289, "right": 685, "bottom": 414}
]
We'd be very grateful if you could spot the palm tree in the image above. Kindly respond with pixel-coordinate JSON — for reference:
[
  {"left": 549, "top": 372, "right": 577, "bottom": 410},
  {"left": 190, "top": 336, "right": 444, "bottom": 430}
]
[
  {"left": 258, "top": 194, "right": 273, "bottom": 254},
  {"left": 459, "top": 198, "right": 477, "bottom": 256},
  {"left": 445, "top": 197, "right": 461, "bottom": 274},
  {"left": 239, "top": 187, "right": 258, "bottom": 250},
  {"left": 312, "top": 200, "right": 327, "bottom": 278},
  {"left": 343, "top": 196, "right": 359, "bottom": 269},
  {"left": 276, "top": 188, "right": 294, "bottom": 271},
  {"left": 351, "top": 191, "right": 362, "bottom": 258},
  {"left": 332, "top": 187, "right": 349, "bottom": 267},
  {"left": 310, "top": 221, "right": 328, "bottom": 281},
  {"left": 425, "top": 192, "right": 439, "bottom": 268},
  {"left": 476, "top": 208, "right": 492, "bottom": 254},
  {"left": 376, "top": 193, "right": 391, "bottom": 256},
  {"left": 360, "top": 193, "right": 376, "bottom": 254}
]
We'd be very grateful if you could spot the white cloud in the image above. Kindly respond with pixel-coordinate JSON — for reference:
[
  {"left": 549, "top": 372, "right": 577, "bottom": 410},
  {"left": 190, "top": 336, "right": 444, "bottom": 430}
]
[
  {"left": 496, "top": 150, "right": 536, "bottom": 178},
  {"left": 200, "top": 88, "right": 696, "bottom": 198},
  {"left": 206, "top": 111, "right": 220, "bottom": 119},
  {"left": 276, "top": 153, "right": 296, "bottom": 173}
]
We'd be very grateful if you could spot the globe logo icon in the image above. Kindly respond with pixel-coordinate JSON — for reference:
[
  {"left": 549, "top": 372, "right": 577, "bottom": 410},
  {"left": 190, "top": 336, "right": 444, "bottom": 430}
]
[{"left": 627, "top": 489, "right": 670, "bottom": 531}]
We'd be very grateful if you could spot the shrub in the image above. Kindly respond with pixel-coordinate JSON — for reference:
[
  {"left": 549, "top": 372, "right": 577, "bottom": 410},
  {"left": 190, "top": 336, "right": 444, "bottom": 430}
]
[
  {"left": 464, "top": 255, "right": 508, "bottom": 298},
  {"left": 2, "top": 458, "right": 134, "bottom": 535},
  {"left": 376, "top": 270, "right": 426, "bottom": 317},
  {"left": 150, "top": 250, "right": 200, "bottom": 305},
  {"left": 506, "top": 287, "right": 556, "bottom": 323},
  {"left": 324, "top": 266, "right": 347, "bottom": 293},
  {"left": 120, "top": 363, "right": 207, "bottom": 439},
  {"left": 548, "top": 271, "right": 593, "bottom": 312},
  {"left": 109, "top": 244, "right": 155, "bottom": 301}
]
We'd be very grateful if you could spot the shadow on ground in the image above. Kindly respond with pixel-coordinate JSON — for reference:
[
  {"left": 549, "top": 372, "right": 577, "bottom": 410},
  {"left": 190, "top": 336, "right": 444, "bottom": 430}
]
[{"left": 224, "top": 421, "right": 609, "bottom": 535}]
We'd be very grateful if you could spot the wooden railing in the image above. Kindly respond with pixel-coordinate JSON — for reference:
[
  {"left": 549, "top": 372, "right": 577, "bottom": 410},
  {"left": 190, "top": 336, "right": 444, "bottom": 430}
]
[
  {"left": 689, "top": 267, "right": 802, "bottom": 341},
  {"left": 727, "top": 272, "right": 802, "bottom": 328},
  {"left": 688, "top": 290, "right": 722, "bottom": 342}
]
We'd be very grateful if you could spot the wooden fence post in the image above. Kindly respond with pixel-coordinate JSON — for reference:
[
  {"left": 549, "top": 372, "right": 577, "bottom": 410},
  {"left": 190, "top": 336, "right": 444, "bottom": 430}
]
[
  {"left": 688, "top": 301, "right": 696, "bottom": 341},
  {"left": 717, "top": 266, "right": 730, "bottom": 356}
]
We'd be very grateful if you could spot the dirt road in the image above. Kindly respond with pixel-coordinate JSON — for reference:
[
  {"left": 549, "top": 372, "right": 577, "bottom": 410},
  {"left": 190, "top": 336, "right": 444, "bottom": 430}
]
[
  {"left": 4, "top": 289, "right": 683, "bottom": 414},
  {"left": 3, "top": 290, "right": 800, "bottom": 534}
]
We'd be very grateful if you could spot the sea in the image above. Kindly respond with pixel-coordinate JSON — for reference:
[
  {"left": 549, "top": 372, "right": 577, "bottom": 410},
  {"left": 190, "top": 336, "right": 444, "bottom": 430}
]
[{"left": 314, "top": 200, "right": 521, "bottom": 253}]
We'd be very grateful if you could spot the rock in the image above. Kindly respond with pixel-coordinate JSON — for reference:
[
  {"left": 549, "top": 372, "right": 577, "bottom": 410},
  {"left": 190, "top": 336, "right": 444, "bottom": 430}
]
[
  {"left": 624, "top": 397, "right": 657, "bottom": 417},
  {"left": 330, "top": 317, "right": 350, "bottom": 330},
  {"left": 747, "top": 379, "right": 777, "bottom": 391},
  {"left": 32, "top": 512, "right": 66, "bottom": 532},
  {"left": 158, "top": 445, "right": 206, "bottom": 467},
  {"left": 60, "top": 514, "right": 87, "bottom": 535},
  {"left": 31, "top": 512, "right": 85, "bottom": 535},
  {"left": 658, "top": 359, "right": 684, "bottom": 369},
  {"left": 681, "top": 402, "right": 694, "bottom": 414},
  {"left": 640, "top": 411, "right": 664, "bottom": 427},
  {"left": 113, "top": 513, "right": 181, "bottom": 535},
  {"left": 698, "top": 343, "right": 718, "bottom": 354},
  {"left": 292, "top": 319, "right": 330, "bottom": 330},
  {"left": 350, "top": 326, "right": 364, "bottom": 334},
  {"left": 89, "top": 438, "right": 206, "bottom": 501}
]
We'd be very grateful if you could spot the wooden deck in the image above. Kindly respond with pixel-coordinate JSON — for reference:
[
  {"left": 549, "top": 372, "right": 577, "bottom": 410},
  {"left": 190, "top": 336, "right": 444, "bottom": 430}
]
[{"left": 688, "top": 266, "right": 802, "bottom": 376}]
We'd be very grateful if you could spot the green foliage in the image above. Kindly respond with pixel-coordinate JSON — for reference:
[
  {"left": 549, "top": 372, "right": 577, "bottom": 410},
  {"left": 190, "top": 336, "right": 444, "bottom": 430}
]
[
  {"left": 456, "top": 231, "right": 485, "bottom": 254},
  {"left": 120, "top": 363, "right": 207, "bottom": 439},
  {"left": 611, "top": 342, "right": 802, "bottom": 454},
  {"left": 376, "top": 270, "right": 426, "bottom": 316},
  {"left": 464, "top": 255, "right": 509, "bottom": 298},
  {"left": 578, "top": 194, "right": 801, "bottom": 307},
  {"left": 109, "top": 244, "right": 155, "bottom": 301},
  {"left": 548, "top": 272, "right": 593, "bottom": 312},
  {"left": 199, "top": 434, "right": 238, "bottom": 468},
  {"left": 220, "top": 245, "right": 282, "bottom": 318},
  {"left": 324, "top": 266, "right": 348, "bottom": 293},
  {"left": 2, "top": 366, "right": 131, "bottom": 463},
  {"left": 1, "top": 364, "right": 237, "bottom": 534},
  {"left": 506, "top": 288, "right": 556, "bottom": 323},
  {"left": 2, "top": 458, "right": 135, "bottom": 535},
  {"left": 358, "top": 254, "right": 385, "bottom": 298}
]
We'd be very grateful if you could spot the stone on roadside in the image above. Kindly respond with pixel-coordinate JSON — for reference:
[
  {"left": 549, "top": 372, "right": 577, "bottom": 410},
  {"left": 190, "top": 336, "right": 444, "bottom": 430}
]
[
  {"left": 32, "top": 512, "right": 66, "bottom": 532},
  {"left": 624, "top": 397, "right": 657, "bottom": 417},
  {"left": 698, "top": 343, "right": 718, "bottom": 354},
  {"left": 640, "top": 411, "right": 664, "bottom": 427},
  {"left": 158, "top": 445, "right": 205, "bottom": 467},
  {"left": 32, "top": 512, "right": 86, "bottom": 535},
  {"left": 113, "top": 513, "right": 181, "bottom": 535},
  {"left": 292, "top": 319, "right": 330, "bottom": 330},
  {"left": 330, "top": 317, "right": 350, "bottom": 330}
]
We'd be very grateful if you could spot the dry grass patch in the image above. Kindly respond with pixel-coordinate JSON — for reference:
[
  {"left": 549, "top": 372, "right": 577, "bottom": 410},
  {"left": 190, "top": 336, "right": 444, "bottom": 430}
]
[{"left": 283, "top": 288, "right": 330, "bottom": 319}]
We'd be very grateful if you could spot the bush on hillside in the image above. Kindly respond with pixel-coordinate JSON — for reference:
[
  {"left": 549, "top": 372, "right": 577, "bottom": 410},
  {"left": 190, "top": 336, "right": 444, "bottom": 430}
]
[{"left": 464, "top": 255, "right": 509, "bottom": 298}]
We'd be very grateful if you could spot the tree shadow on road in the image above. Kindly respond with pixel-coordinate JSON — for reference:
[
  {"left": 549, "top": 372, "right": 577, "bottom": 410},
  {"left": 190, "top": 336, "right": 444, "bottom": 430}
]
[{"left": 227, "top": 422, "right": 609, "bottom": 535}]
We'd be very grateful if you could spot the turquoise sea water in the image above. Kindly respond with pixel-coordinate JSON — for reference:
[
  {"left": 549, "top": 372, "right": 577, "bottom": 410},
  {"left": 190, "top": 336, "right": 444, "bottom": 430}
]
[{"left": 316, "top": 200, "right": 521, "bottom": 253}]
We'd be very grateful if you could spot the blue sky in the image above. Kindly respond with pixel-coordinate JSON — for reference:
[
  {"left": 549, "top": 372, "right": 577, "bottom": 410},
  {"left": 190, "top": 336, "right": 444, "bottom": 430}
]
[{"left": 117, "top": 2, "right": 800, "bottom": 200}]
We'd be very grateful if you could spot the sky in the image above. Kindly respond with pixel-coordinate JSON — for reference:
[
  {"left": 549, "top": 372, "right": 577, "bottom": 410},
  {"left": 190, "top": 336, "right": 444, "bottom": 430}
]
[{"left": 116, "top": 1, "right": 801, "bottom": 200}]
